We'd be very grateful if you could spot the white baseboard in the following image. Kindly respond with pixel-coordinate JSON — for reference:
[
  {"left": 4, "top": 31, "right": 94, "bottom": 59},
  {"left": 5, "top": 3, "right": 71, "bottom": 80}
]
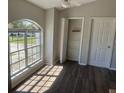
[
  {"left": 109, "top": 67, "right": 116, "bottom": 71},
  {"left": 79, "top": 62, "right": 87, "bottom": 66}
]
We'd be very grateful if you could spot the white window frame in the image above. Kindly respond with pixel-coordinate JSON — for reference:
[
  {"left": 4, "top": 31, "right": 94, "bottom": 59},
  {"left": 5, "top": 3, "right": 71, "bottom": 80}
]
[{"left": 8, "top": 29, "right": 43, "bottom": 78}]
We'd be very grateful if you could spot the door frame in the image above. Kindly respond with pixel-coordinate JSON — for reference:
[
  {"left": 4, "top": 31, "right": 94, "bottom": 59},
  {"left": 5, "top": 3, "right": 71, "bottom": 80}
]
[
  {"left": 88, "top": 17, "right": 116, "bottom": 68},
  {"left": 60, "top": 18, "right": 69, "bottom": 63},
  {"left": 60, "top": 17, "right": 84, "bottom": 64}
]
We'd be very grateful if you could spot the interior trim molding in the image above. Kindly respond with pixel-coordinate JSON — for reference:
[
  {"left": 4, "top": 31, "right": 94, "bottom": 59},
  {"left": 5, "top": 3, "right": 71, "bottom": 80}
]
[
  {"left": 109, "top": 67, "right": 116, "bottom": 71},
  {"left": 79, "top": 62, "right": 87, "bottom": 66}
]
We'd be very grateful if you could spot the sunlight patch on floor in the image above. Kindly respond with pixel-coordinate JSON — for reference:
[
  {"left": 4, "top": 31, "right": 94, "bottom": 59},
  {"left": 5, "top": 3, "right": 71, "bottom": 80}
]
[{"left": 16, "top": 65, "right": 63, "bottom": 93}]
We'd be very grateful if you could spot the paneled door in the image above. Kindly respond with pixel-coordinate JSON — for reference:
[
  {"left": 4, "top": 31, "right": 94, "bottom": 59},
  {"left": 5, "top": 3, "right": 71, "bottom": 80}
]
[{"left": 89, "top": 17, "right": 115, "bottom": 68}]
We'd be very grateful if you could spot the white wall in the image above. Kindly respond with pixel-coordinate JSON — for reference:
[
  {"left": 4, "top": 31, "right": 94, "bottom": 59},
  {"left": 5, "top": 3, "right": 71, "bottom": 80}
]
[
  {"left": 53, "top": 9, "right": 60, "bottom": 64},
  {"left": 45, "top": 8, "right": 54, "bottom": 65},
  {"left": 45, "top": 8, "right": 60, "bottom": 65},
  {"left": 8, "top": 0, "right": 45, "bottom": 28}
]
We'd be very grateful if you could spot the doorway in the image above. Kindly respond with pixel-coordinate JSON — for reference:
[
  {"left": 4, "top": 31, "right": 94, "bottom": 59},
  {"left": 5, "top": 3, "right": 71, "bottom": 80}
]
[
  {"left": 67, "top": 19, "right": 82, "bottom": 61},
  {"left": 60, "top": 17, "right": 84, "bottom": 64}
]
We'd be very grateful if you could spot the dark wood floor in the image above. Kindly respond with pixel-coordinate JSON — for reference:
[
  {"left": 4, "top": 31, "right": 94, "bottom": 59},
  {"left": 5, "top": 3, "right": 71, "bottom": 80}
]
[{"left": 13, "top": 61, "right": 116, "bottom": 93}]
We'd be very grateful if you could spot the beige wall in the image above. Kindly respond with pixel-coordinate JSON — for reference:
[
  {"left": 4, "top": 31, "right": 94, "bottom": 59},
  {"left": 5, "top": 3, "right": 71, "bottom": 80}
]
[
  {"left": 53, "top": 9, "right": 60, "bottom": 64},
  {"left": 45, "top": 8, "right": 54, "bottom": 65},
  {"left": 8, "top": 0, "right": 45, "bottom": 28},
  {"left": 45, "top": 8, "right": 60, "bottom": 65},
  {"left": 60, "top": 0, "right": 116, "bottom": 17}
]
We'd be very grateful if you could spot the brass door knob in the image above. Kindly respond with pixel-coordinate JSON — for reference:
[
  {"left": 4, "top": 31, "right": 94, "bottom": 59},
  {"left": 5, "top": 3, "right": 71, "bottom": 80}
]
[{"left": 108, "top": 46, "right": 111, "bottom": 48}]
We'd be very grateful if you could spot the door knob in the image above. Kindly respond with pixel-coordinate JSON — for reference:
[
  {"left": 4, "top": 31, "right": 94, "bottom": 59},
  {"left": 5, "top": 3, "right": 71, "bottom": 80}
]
[{"left": 108, "top": 46, "right": 111, "bottom": 48}]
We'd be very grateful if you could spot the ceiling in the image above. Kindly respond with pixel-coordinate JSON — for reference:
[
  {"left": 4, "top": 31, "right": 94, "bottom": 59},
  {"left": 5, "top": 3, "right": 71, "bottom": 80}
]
[{"left": 26, "top": 0, "right": 96, "bottom": 10}]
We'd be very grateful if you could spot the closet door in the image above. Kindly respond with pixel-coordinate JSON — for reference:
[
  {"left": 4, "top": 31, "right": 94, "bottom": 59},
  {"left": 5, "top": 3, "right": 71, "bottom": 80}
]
[{"left": 89, "top": 17, "right": 115, "bottom": 68}]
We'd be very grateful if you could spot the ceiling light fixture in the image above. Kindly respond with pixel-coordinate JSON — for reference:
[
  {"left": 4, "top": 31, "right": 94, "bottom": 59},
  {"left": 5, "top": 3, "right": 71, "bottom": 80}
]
[{"left": 61, "top": 0, "right": 71, "bottom": 8}]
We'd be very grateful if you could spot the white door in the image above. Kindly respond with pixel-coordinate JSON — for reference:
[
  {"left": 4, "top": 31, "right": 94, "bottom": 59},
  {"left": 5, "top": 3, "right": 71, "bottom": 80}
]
[
  {"left": 67, "top": 19, "right": 82, "bottom": 61},
  {"left": 60, "top": 18, "right": 69, "bottom": 63},
  {"left": 89, "top": 17, "right": 115, "bottom": 68}
]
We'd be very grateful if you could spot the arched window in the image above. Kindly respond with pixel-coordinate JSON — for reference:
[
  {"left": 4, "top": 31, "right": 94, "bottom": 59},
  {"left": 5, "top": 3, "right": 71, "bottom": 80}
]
[{"left": 8, "top": 19, "right": 43, "bottom": 78}]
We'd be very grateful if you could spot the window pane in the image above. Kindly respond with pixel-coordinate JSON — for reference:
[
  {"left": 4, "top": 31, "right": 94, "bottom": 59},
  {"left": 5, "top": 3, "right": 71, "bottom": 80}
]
[
  {"left": 18, "top": 32, "right": 24, "bottom": 40},
  {"left": 27, "top": 33, "right": 32, "bottom": 48},
  {"left": 28, "top": 48, "right": 33, "bottom": 56},
  {"left": 11, "top": 52, "right": 19, "bottom": 63},
  {"left": 9, "top": 33, "right": 13, "bottom": 42},
  {"left": 18, "top": 43, "right": 24, "bottom": 50},
  {"left": 33, "top": 54, "right": 37, "bottom": 62},
  {"left": 34, "top": 32, "right": 40, "bottom": 45},
  {"left": 33, "top": 47, "right": 36, "bottom": 54},
  {"left": 32, "top": 33, "right": 35, "bottom": 46},
  {"left": 32, "top": 32, "right": 35, "bottom": 37},
  {"left": 28, "top": 56, "right": 33, "bottom": 65},
  {"left": 12, "top": 62, "right": 20, "bottom": 74},
  {"left": 10, "top": 65, "right": 13, "bottom": 75},
  {"left": 35, "top": 32, "right": 40, "bottom": 39},
  {"left": 19, "top": 50, "right": 25, "bottom": 60},
  {"left": 32, "top": 37, "right": 36, "bottom": 46},
  {"left": 11, "top": 32, "right": 18, "bottom": 41},
  {"left": 20, "top": 60, "right": 26, "bottom": 69},
  {"left": 36, "top": 53, "right": 40, "bottom": 60},
  {"left": 36, "top": 46, "right": 40, "bottom": 53},
  {"left": 10, "top": 54, "right": 12, "bottom": 64},
  {"left": 36, "top": 39, "right": 40, "bottom": 45},
  {"left": 10, "top": 41, "right": 18, "bottom": 52},
  {"left": 32, "top": 32, "right": 40, "bottom": 46},
  {"left": 32, "top": 46, "right": 40, "bottom": 55},
  {"left": 27, "top": 40, "right": 32, "bottom": 48}
]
